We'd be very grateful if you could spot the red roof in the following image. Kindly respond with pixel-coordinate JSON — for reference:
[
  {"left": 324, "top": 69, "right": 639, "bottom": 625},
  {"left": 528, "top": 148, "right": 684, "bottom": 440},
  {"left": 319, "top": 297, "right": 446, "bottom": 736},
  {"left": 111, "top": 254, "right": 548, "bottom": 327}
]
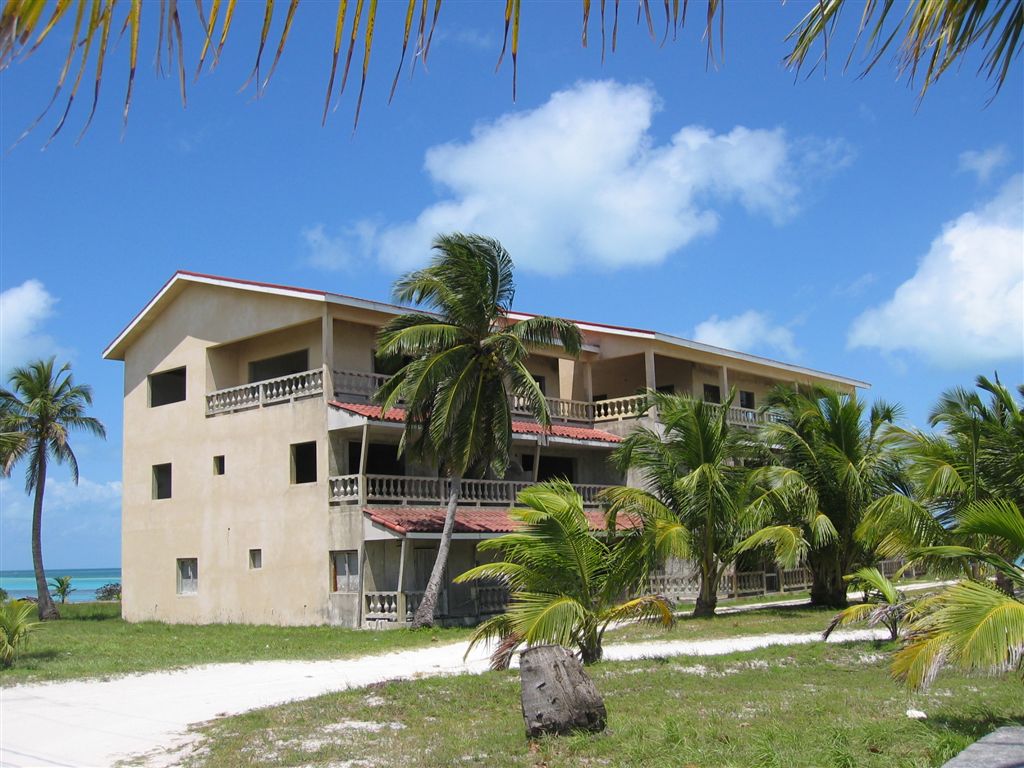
[
  {"left": 329, "top": 401, "right": 622, "bottom": 444},
  {"left": 365, "top": 507, "right": 640, "bottom": 535}
]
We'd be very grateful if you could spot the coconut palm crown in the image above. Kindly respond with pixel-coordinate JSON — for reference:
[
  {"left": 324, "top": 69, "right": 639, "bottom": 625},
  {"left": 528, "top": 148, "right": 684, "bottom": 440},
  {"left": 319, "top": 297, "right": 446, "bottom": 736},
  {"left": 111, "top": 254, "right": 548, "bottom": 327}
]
[
  {"left": 375, "top": 233, "right": 582, "bottom": 627},
  {"left": 455, "top": 480, "right": 674, "bottom": 667},
  {"left": 822, "top": 567, "right": 910, "bottom": 642},
  {"left": 1, "top": 358, "right": 106, "bottom": 620}
]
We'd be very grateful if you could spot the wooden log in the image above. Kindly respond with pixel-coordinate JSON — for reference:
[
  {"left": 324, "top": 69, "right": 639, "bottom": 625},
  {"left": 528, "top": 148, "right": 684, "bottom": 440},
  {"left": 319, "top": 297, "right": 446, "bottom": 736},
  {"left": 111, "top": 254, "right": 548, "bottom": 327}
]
[{"left": 519, "top": 645, "right": 607, "bottom": 738}]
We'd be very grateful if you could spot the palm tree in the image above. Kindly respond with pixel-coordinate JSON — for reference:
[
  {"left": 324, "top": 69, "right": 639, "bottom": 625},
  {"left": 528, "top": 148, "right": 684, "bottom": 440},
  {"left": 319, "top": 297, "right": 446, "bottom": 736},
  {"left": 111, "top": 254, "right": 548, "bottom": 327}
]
[
  {"left": 822, "top": 567, "right": 910, "bottom": 642},
  {"left": 602, "top": 391, "right": 819, "bottom": 618},
  {"left": 454, "top": 481, "right": 674, "bottom": 667},
  {"left": 375, "top": 233, "right": 582, "bottom": 628},
  {"left": 49, "top": 575, "right": 76, "bottom": 605},
  {"left": 1, "top": 358, "right": 106, "bottom": 620},
  {"left": 759, "top": 385, "right": 906, "bottom": 609},
  {"left": 863, "top": 374, "right": 1024, "bottom": 589},
  {"left": 2, "top": 1, "right": 1017, "bottom": 141},
  {"left": 893, "top": 498, "right": 1024, "bottom": 689}
]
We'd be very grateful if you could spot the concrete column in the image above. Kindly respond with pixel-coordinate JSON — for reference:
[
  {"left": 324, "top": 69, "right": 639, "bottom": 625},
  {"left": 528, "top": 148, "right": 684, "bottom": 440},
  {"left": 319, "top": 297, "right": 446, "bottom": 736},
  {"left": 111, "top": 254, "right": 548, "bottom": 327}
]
[
  {"left": 719, "top": 366, "right": 729, "bottom": 401},
  {"left": 322, "top": 309, "right": 335, "bottom": 397},
  {"left": 644, "top": 349, "right": 657, "bottom": 390},
  {"left": 581, "top": 362, "right": 593, "bottom": 402},
  {"left": 532, "top": 441, "right": 541, "bottom": 482}
]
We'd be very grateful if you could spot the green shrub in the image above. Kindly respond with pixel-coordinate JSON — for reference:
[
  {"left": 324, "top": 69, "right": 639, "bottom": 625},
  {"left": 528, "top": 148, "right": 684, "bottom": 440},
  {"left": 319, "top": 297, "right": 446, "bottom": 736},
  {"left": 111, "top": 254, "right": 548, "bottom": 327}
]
[
  {"left": 0, "top": 600, "right": 38, "bottom": 667},
  {"left": 95, "top": 583, "right": 122, "bottom": 601}
]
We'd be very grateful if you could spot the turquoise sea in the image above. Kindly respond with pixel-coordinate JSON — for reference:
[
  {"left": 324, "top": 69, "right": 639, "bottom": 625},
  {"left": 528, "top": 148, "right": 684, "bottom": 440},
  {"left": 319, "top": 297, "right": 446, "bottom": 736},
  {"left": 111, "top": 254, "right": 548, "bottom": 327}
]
[{"left": 0, "top": 568, "right": 121, "bottom": 602}]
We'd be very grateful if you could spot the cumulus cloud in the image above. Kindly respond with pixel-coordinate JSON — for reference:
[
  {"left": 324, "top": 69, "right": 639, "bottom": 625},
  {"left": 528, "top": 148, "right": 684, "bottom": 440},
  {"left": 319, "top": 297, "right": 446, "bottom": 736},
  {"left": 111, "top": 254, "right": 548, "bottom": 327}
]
[
  {"left": 848, "top": 176, "right": 1024, "bottom": 367},
  {"left": 0, "top": 279, "right": 58, "bottom": 369},
  {"left": 341, "top": 80, "right": 849, "bottom": 275},
  {"left": 958, "top": 146, "right": 1009, "bottom": 183},
  {"left": 1, "top": 476, "right": 121, "bottom": 528},
  {"left": 301, "top": 223, "right": 376, "bottom": 270},
  {"left": 693, "top": 311, "right": 800, "bottom": 359}
]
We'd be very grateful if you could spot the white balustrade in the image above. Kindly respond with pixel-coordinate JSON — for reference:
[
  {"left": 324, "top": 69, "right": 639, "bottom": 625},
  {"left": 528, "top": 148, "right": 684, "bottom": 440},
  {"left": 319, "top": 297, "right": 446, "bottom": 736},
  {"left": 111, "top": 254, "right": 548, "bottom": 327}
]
[
  {"left": 333, "top": 370, "right": 392, "bottom": 400},
  {"left": 329, "top": 474, "right": 361, "bottom": 501},
  {"left": 330, "top": 474, "right": 613, "bottom": 507},
  {"left": 206, "top": 369, "right": 324, "bottom": 416},
  {"left": 592, "top": 394, "right": 650, "bottom": 421},
  {"left": 510, "top": 394, "right": 594, "bottom": 423}
]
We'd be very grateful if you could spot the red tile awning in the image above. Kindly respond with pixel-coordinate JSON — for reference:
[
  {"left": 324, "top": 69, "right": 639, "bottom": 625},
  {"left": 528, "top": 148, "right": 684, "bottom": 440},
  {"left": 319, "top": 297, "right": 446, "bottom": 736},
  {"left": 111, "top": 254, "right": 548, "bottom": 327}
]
[
  {"left": 365, "top": 507, "right": 640, "bottom": 535},
  {"left": 330, "top": 401, "right": 622, "bottom": 444}
]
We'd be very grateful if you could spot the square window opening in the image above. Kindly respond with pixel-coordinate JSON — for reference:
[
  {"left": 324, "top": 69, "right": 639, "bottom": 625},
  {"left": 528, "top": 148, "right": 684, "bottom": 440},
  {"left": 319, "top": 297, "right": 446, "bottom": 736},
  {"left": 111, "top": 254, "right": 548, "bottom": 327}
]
[
  {"left": 740, "top": 390, "right": 756, "bottom": 410},
  {"left": 213, "top": 455, "right": 225, "bottom": 475},
  {"left": 149, "top": 367, "right": 186, "bottom": 407},
  {"left": 153, "top": 463, "right": 172, "bottom": 499},
  {"left": 291, "top": 442, "right": 317, "bottom": 484},
  {"left": 176, "top": 558, "right": 198, "bottom": 595},
  {"left": 249, "top": 549, "right": 262, "bottom": 569},
  {"left": 331, "top": 550, "right": 359, "bottom": 592},
  {"left": 248, "top": 350, "right": 309, "bottom": 384},
  {"left": 703, "top": 384, "right": 722, "bottom": 405}
]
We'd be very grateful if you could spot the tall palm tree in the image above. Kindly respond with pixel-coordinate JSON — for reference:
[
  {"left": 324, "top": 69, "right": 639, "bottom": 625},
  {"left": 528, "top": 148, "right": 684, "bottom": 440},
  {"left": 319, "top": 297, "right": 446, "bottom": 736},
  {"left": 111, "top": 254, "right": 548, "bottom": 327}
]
[
  {"left": 2, "top": 0, "right": 1017, "bottom": 141},
  {"left": 893, "top": 498, "right": 1024, "bottom": 689},
  {"left": 455, "top": 481, "right": 674, "bottom": 667},
  {"left": 604, "top": 389, "right": 811, "bottom": 617},
  {"left": 759, "top": 385, "right": 905, "bottom": 609},
  {"left": 1, "top": 358, "right": 106, "bottom": 620},
  {"left": 375, "top": 233, "right": 582, "bottom": 628}
]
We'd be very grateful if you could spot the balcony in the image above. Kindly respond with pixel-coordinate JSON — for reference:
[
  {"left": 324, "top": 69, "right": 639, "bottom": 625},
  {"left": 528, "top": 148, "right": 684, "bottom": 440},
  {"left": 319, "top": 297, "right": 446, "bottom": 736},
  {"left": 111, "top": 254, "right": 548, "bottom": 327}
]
[
  {"left": 206, "top": 369, "right": 325, "bottom": 416},
  {"left": 363, "top": 584, "right": 507, "bottom": 625},
  {"left": 330, "top": 474, "right": 613, "bottom": 507}
]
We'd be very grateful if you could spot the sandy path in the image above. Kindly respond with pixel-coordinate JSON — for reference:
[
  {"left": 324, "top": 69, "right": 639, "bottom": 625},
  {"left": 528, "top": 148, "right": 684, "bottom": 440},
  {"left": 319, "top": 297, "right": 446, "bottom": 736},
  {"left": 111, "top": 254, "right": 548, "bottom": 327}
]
[{"left": 0, "top": 627, "right": 887, "bottom": 767}]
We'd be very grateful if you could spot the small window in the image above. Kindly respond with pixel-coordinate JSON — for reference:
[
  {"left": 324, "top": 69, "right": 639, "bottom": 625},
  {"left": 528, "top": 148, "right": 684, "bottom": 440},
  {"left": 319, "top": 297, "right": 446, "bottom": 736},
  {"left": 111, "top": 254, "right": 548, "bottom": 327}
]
[
  {"left": 249, "top": 549, "right": 262, "bottom": 569},
  {"left": 740, "top": 390, "right": 756, "bottom": 410},
  {"left": 656, "top": 384, "right": 676, "bottom": 395},
  {"left": 331, "top": 550, "right": 359, "bottom": 592},
  {"left": 521, "top": 453, "right": 535, "bottom": 473},
  {"left": 176, "top": 558, "right": 198, "bottom": 595},
  {"left": 533, "top": 375, "right": 547, "bottom": 395},
  {"left": 248, "top": 350, "right": 309, "bottom": 384},
  {"left": 149, "top": 367, "right": 186, "bottom": 407},
  {"left": 291, "top": 441, "right": 317, "bottom": 484},
  {"left": 153, "top": 464, "right": 172, "bottom": 499},
  {"left": 703, "top": 384, "right": 722, "bottom": 404},
  {"left": 213, "top": 455, "right": 225, "bottom": 475}
]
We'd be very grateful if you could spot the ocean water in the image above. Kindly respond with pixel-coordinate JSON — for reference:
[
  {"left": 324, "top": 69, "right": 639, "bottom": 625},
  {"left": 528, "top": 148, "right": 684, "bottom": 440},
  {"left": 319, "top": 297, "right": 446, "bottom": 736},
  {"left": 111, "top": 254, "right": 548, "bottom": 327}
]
[{"left": 0, "top": 568, "right": 121, "bottom": 602}]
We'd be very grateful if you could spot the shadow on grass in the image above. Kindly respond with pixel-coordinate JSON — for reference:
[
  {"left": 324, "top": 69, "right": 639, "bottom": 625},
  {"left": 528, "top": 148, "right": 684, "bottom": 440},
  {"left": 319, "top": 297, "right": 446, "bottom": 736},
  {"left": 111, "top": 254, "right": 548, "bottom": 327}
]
[{"left": 927, "top": 713, "right": 1024, "bottom": 741}]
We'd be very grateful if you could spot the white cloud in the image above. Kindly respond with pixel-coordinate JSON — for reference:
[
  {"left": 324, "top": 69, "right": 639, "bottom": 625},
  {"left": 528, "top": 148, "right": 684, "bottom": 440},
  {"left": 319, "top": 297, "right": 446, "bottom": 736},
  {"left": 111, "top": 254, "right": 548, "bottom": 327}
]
[
  {"left": 1, "top": 476, "right": 121, "bottom": 530},
  {"left": 352, "top": 80, "right": 849, "bottom": 275},
  {"left": 848, "top": 176, "right": 1024, "bottom": 367},
  {"left": 0, "top": 279, "right": 58, "bottom": 369},
  {"left": 958, "top": 145, "right": 1010, "bottom": 182},
  {"left": 693, "top": 311, "right": 800, "bottom": 359},
  {"left": 301, "top": 223, "right": 376, "bottom": 270}
]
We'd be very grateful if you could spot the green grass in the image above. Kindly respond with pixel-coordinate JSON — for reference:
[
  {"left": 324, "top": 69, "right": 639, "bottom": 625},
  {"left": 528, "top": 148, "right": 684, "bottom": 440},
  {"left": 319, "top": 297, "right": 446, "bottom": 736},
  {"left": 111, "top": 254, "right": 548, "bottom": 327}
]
[
  {"left": 1, "top": 603, "right": 472, "bottom": 684},
  {"left": 182, "top": 641, "right": 1023, "bottom": 768},
  {"left": 605, "top": 603, "right": 839, "bottom": 644}
]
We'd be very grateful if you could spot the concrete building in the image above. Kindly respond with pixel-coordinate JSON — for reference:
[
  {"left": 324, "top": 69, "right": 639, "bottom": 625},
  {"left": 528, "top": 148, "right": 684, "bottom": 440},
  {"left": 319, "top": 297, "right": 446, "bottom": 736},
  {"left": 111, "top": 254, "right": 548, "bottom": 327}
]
[{"left": 104, "top": 271, "right": 867, "bottom": 627}]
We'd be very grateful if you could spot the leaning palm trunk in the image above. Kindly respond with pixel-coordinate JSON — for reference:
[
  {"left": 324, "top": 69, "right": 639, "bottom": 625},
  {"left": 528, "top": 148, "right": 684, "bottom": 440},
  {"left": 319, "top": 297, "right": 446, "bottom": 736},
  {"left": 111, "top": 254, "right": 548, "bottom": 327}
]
[
  {"left": 412, "top": 474, "right": 462, "bottom": 628},
  {"left": 31, "top": 449, "right": 59, "bottom": 621}
]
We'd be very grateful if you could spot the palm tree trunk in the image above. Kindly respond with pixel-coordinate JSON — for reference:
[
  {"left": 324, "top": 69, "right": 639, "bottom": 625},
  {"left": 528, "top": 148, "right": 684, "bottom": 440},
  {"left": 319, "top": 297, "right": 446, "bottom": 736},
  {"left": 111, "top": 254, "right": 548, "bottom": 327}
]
[
  {"left": 692, "top": 559, "right": 718, "bottom": 618},
  {"left": 412, "top": 474, "right": 462, "bottom": 628},
  {"left": 31, "top": 449, "right": 59, "bottom": 621},
  {"left": 809, "top": 548, "right": 848, "bottom": 609}
]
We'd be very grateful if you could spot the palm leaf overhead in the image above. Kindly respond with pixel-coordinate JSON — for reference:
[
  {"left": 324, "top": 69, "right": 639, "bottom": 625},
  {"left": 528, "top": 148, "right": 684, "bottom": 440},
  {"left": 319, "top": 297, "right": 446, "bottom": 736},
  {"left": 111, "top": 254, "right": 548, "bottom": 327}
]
[
  {"left": 455, "top": 480, "right": 673, "bottom": 667},
  {"left": 376, "top": 233, "right": 581, "bottom": 628},
  {"left": 2, "top": 0, "right": 1019, "bottom": 142}
]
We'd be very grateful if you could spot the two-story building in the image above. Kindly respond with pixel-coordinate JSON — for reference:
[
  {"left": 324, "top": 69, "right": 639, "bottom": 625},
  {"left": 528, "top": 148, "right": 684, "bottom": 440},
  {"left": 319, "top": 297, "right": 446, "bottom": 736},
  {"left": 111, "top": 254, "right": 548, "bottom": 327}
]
[{"left": 103, "top": 271, "right": 867, "bottom": 627}]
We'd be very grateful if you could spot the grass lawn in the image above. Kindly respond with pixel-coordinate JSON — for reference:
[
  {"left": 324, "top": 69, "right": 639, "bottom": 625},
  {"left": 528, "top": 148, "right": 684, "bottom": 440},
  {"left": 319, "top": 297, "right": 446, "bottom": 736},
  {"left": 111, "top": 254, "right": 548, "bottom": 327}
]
[
  {"left": 184, "top": 641, "right": 1023, "bottom": 768},
  {"left": 1, "top": 603, "right": 472, "bottom": 684},
  {"left": 605, "top": 603, "right": 840, "bottom": 644}
]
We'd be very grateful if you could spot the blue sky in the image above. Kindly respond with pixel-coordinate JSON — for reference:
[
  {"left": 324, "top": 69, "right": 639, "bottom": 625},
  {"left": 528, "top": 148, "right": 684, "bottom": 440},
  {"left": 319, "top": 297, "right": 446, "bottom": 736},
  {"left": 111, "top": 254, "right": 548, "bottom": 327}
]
[{"left": 1, "top": 2, "right": 1022, "bottom": 570}]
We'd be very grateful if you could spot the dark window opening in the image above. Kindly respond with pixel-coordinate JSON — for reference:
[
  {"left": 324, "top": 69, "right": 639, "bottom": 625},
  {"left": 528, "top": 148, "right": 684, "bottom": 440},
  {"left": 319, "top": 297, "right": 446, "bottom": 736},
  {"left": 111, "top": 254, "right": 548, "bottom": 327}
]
[
  {"left": 153, "top": 464, "right": 172, "bottom": 499},
  {"left": 331, "top": 550, "right": 359, "bottom": 592},
  {"left": 372, "top": 351, "right": 413, "bottom": 377},
  {"left": 740, "top": 390, "right": 756, "bottom": 410},
  {"left": 149, "top": 368, "right": 186, "bottom": 407},
  {"left": 176, "top": 558, "right": 197, "bottom": 594},
  {"left": 249, "top": 549, "right": 262, "bottom": 569},
  {"left": 347, "top": 442, "right": 405, "bottom": 475},
  {"left": 656, "top": 384, "right": 676, "bottom": 395},
  {"left": 248, "top": 349, "right": 309, "bottom": 384},
  {"left": 703, "top": 384, "right": 722, "bottom": 404},
  {"left": 521, "top": 453, "right": 535, "bottom": 473},
  {"left": 533, "top": 375, "right": 547, "bottom": 396},
  {"left": 592, "top": 394, "right": 608, "bottom": 402},
  {"left": 291, "top": 442, "right": 318, "bottom": 484},
  {"left": 213, "top": 455, "right": 225, "bottom": 475},
  {"left": 537, "top": 456, "right": 575, "bottom": 483}
]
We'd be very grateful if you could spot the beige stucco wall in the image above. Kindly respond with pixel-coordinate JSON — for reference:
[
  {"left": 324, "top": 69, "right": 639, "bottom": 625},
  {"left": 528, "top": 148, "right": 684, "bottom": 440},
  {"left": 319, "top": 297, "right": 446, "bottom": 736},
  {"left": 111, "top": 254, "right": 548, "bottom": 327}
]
[{"left": 121, "top": 284, "right": 341, "bottom": 626}]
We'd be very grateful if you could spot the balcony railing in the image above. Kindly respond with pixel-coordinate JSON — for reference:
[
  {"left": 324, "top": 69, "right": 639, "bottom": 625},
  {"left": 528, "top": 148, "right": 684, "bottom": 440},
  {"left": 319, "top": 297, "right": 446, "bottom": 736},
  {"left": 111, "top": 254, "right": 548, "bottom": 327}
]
[
  {"left": 206, "top": 369, "right": 325, "bottom": 416},
  {"left": 333, "top": 369, "right": 392, "bottom": 401},
  {"left": 330, "top": 473, "right": 613, "bottom": 507},
  {"left": 362, "top": 587, "right": 507, "bottom": 625},
  {"left": 510, "top": 393, "right": 594, "bottom": 423}
]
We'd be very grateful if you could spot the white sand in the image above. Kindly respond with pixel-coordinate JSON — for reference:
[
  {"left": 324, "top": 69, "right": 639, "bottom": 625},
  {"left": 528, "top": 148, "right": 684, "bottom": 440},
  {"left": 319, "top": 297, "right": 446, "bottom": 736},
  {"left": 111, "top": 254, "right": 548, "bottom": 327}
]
[{"left": 0, "top": 627, "right": 887, "bottom": 767}]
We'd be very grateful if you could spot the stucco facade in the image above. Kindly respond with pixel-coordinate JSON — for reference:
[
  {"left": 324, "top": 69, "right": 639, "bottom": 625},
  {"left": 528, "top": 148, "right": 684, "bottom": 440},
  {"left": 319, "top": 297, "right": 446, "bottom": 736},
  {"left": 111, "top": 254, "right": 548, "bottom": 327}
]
[{"left": 105, "top": 271, "right": 867, "bottom": 628}]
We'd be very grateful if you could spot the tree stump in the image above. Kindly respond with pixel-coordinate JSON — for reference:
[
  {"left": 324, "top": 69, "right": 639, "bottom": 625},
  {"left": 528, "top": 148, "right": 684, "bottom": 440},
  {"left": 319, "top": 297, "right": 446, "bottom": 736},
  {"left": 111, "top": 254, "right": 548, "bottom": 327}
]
[{"left": 519, "top": 645, "right": 607, "bottom": 738}]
